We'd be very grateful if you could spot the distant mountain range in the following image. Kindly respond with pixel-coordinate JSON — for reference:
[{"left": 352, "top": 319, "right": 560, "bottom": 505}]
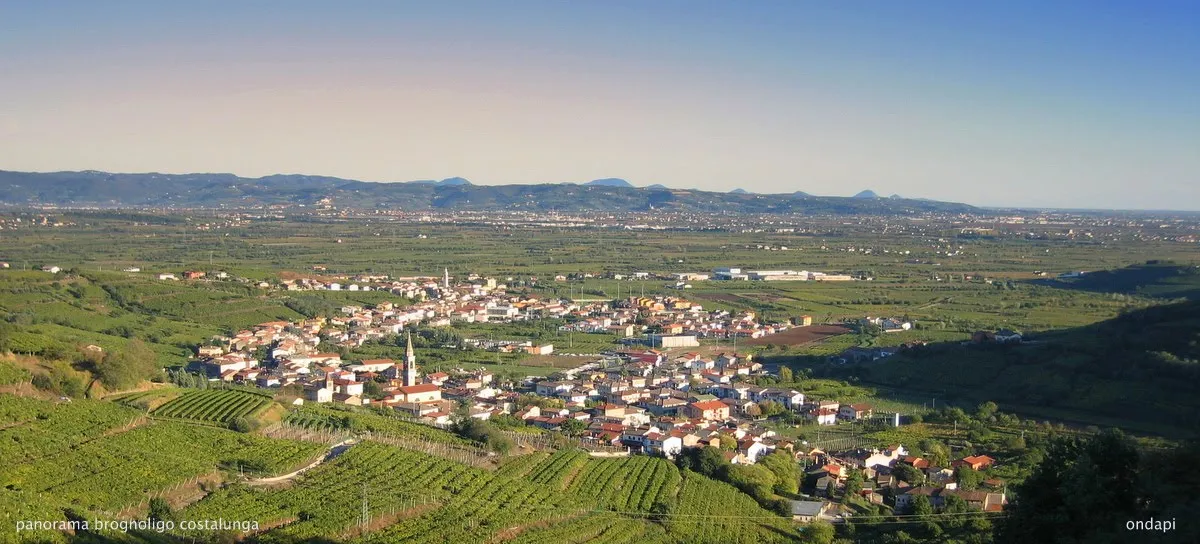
[{"left": 0, "top": 170, "right": 979, "bottom": 214}]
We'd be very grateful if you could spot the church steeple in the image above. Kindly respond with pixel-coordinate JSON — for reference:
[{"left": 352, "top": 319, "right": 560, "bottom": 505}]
[
  {"left": 403, "top": 331, "right": 418, "bottom": 387},
  {"left": 443, "top": 267, "right": 450, "bottom": 289}
]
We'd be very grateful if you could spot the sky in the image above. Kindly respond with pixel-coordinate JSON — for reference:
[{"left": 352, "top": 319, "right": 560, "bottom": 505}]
[{"left": 1, "top": 1, "right": 1197, "bottom": 210}]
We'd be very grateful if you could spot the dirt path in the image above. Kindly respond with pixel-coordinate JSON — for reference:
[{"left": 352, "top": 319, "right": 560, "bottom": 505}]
[{"left": 246, "top": 439, "right": 357, "bottom": 485}]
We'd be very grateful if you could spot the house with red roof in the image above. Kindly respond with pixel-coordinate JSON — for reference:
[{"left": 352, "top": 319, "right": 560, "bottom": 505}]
[
  {"left": 954, "top": 454, "right": 996, "bottom": 471},
  {"left": 685, "top": 400, "right": 731, "bottom": 421}
]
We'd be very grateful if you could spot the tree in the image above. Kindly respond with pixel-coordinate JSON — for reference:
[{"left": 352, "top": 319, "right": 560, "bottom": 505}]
[
  {"left": 758, "top": 451, "right": 800, "bottom": 495},
  {"left": 362, "top": 380, "right": 384, "bottom": 400},
  {"left": 726, "top": 464, "right": 777, "bottom": 502},
  {"left": 559, "top": 418, "right": 586, "bottom": 437},
  {"left": 996, "top": 429, "right": 1145, "bottom": 543},
  {"left": 797, "top": 520, "right": 835, "bottom": 544},
  {"left": 954, "top": 466, "right": 984, "bottom": 490},
  {"left": 94, "top": 339, "right": 157, "bottom": 391},
  {"left": 910, "top": 495, "right": 933, "bottom": 517},
  {"left": 778, "top": 366, "right": 794, "bottom": 383},
  {"left": 148, "top": 497, "right": 174, "bottom": 524},
  {"left": 1004, "top": 435, "right": 1027, "bottom": 451},
  {"left": 228, "top": 416, "right": 254, "bottom": 433},
  {"left": 678, "top": 446, "right": 729, "bottom": 478},
  {"left": 921, "top": 439, "right": 950, "bottom": 468},
  {"left": 976, "top": 401, "right": 998, "bottom": 421},
  {"left": 893, "top": 463, "right": 925, "bottom": 486},
  {"left": 759, "top": 401, "right": 785, "bottom": 418},
  {"left": 843, "top": 470, "right": 863, "bottom": 502}
]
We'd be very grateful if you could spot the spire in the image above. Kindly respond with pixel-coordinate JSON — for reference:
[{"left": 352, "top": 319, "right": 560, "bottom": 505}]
[
  {"left": 404, "top": 331, "right": 418, "bottom": 387},
  {"left": 443, "top": 267, "right": 450, "bottom": 289}
]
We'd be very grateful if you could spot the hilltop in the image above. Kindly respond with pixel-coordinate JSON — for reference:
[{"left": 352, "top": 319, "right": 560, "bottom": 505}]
[
  {"left": 582, "top": 178, "right": 634, "bottom": 188},
  {"left": 0, "top": 169, "right": 979, "bottom": 214}
]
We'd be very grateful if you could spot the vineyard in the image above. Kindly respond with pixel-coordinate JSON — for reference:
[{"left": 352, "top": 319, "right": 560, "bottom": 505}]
[
  {"left": 565, "top": 455, "right": 682, "bottom": 512},
  {"left": 284, "top": 404, "right": 476, "bottom": 446},
  {"left": 99, "top": 278, "right": 305, "bottom": 331},
  {"left": 353, "top": 458, "right": 583, "bottom": 544},
  {"left": 662, "top": 471, "right": 800, "bottom": 544},
  {"left": 0, "top": 396, "right": 143, "bottom": 464},
  {"left": 0, "top": 360, "right": 30, "bottom": 385},
  {"left": 508, "top": 513, "right": 669, "bottom": 544},
  {"left": 151, "top": 389, "right": 274, "bottom": 425},
  {"left": 176, "top": 441, "right": 485, "bottom": 542},
  {"left": 526, "top": 448, "right": 590, "bottom": 488},
  {"left": 109, "top": 388, "right": 181, "bottom": 411},
  {"left": 0, "top": 420, "right": 324, "bottom": 536}
]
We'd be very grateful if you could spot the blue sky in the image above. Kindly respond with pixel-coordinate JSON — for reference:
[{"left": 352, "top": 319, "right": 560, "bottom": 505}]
[{"left": 1, "top": 1, "right": 1197, "bottom": 209}]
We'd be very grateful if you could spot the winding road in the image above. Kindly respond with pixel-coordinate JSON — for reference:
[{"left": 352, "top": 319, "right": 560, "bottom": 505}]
[{"left": 246, "top": 438, "right": 358, "bottom": 485}]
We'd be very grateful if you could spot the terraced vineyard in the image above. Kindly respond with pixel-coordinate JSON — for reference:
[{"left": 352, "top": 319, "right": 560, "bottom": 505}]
[
  {"left": 566, "top": 455, "right": 682, "bottom": 512},
  {"left": 508, "top": 513, "right": 669, "bottom": 544},
  {"left": 109, "top": 388, "right": 181, "bottom": 411},
  {"left": 354, "top": 461, "right": 582, "bottom": 544},
  {"left": 284, "top": 404, "right": 476, "bottom": 445},
  {"left": 176, "top": 441, "right": 484, "bottom": 542},
  {"left": 151, "top": 389, "right": 274, "bottom": 424},
  {"left": 0, "top": 395, "right": 143, "bottom": 464},
  {"left": 526, "top": 448, "right": 590, "bottom": 488},
  {"left": 0, "top": 420, "right": 324, "bottom": 535},
  {"left": 663, "top": 470, "right": 800, "bottom": 544},
  {"left": 0, "top": 360, "right": 30, "bottom": 385}
]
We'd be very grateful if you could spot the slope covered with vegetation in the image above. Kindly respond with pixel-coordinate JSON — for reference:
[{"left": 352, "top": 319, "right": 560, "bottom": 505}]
[
  {"left": 1032, "top": 262, "right": 1200, "bottom": 300},
  {"left": 844, "top": 300, "right": 1200, "bottom": 436}
]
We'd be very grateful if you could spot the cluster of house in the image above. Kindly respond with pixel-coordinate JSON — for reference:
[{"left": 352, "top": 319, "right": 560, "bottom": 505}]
[
  {"left": 711, "top": 267, "right": 856, "bottom": 282},
  {"left": 559, "top": 295, "right": 804, "bottom": 347},
  {"left": 805, "top": 445, "right": 1007, "bottom": 513},
  {"left": 198, "top": 312, "right": 898, "bottom": 465}
]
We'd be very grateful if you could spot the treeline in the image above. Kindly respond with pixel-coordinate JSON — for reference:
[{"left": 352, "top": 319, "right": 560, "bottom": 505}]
[{"left": 997, "top": 429, "right": 1200, "bottom": 543}]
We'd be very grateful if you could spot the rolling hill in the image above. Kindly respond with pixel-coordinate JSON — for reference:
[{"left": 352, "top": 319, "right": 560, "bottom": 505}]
[
  {"left": 0, "top": 169, "right": 979, "bottom": 214},
  {"left": 845, "top": 299, "right": 1200, "bottom": 436},
  {"left": 1032, "top": 262, "right": 1200, "bottom": 300}
]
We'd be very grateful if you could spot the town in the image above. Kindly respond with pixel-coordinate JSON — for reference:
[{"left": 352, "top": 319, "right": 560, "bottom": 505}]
[{"left": 185, "top": 267, "right": 1011, "bottom": 524}]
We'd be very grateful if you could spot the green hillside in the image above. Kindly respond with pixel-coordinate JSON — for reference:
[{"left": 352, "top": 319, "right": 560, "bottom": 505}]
[
  {"left": 1033, "top": 262, "right": 1200, "bottom": 300},
  {"left": 845, "top": 300, "right": 1200, "bottom": 436}
]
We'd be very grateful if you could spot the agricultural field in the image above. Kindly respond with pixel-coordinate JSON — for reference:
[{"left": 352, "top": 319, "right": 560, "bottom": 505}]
[
  {"left": 0, "top": 417, "right": 325, "bottom": 541},
  {"left": 0, "top": 396, "right": 144, "bottom": 463},
  {"left": 663, "top": 470, "right": 800, "bottom": 544},
  {"left": 1, "top": 210, "right": 1198, "bottom": 542},
  {"left": 150, "top": 389, "right": 274, "bottom": 425},
  {"left": 0, "top": 359, "right": 31, "bottom": 386},
  {"left": 283, "top": 404, "right": 477, "bottom": 446},
  {"left": 174, "top": 441, "right": 484, "bottom": 542},
  {"left": 509, "top": 513, "right": 669, "bottom": 544},
  {"left": 565, "top": 455, "right": 682, "bottom": 512}
]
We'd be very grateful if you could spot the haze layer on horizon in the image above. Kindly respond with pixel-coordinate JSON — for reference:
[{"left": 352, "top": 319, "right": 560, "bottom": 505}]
[{"left": 1, "top": 1, "right": 1197, "bottom": 210}]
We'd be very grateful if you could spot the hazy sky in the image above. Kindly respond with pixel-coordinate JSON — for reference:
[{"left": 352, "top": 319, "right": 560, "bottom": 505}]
[{"left": 1, "top": 1, "right": 1197, "bottom": 209}]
